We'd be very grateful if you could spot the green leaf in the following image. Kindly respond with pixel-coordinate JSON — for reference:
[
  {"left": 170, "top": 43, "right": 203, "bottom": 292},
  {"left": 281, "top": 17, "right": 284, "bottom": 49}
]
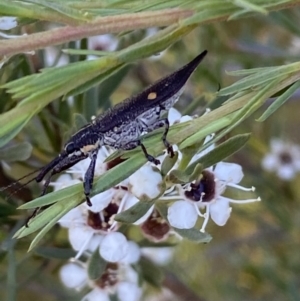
[
  {"left": 35, "top": 247, "right": 76, "bottom": 259},
  {"left": 18, "top": 183, "right": 83, "bottom": 210},
  {"left": 168, "top": 164, "right": 203, "bottom": 184},
  {"left": 178, "top": 115, "right": 232, "bottom": 149},
  {"left": 0, "top": 116, "right": 32, "bottom": 148},
  {"left": 74, "top": 113, "right": 88, "bottom": 130},
  {"left": 138, "top": 257, "right": 164, "bottom": 288},
  {"left": 229, "top": 0, "right": 268, "bottom": 14},
  {"left": 65, "top": 64, "right": 124, "bottom": 99},
  {"left": 15, "top": 191, "right": 82, "bottom": 239},
  {"left": 88, "top": 249, "right": 107, "bottom": 281},
  {"left": 186, "top": 133, "right": 251, "bottom": 174},
  {"left": 173, "top": 228, "right": 212, "bottom": 243},
  {"left": 114, "top": 201, "right": 154, "bottom": 223},
  {"left": 0, "top": 142, "right": 32, "bottom": 162},
  {"left": 257, "top": 80, "right": 300, "bottom": 122},
  {"left": 160, "top": 151, "right": 179, "bottom": 177},
  {"left": 218, "top": 63, "right": 300, "bottom": 96}
]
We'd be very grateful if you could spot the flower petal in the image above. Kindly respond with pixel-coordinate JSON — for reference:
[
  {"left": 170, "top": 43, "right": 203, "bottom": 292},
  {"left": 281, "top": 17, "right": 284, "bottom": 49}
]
[
  {"left": 167, "top": 201, "right": 197, "bottom": 229},
  {"left": 214, "top": 162, "right": 244, "bottom": 184},
  {"left": 88, "top": 189, "right": 114, "bottom": 213},
  {"left": 117, "top": 282, "right": 142, "bottom": 301},
  {"left": 99, "top": 232, "right": 129, "bottom": 262},
  {"left": 60, "top": 262, "right": 87, "bottom": 289},
  {"left": 82, "top": 288, "right": 109, "bottom": 301},
  {"left": 68, "top": 226, "right": 94, "bottom": 251},
  {"left": 120, "top": 241, "right": 141, "bottom": 264},
  {"left": 129, "top": 165, "right": 163, "bottom": 200},
  {"left": 168, "top": 108, "right": 182, "bottom": 125},
  {"left": 209, "top": 197, "right": 231, "bottom": 226}
]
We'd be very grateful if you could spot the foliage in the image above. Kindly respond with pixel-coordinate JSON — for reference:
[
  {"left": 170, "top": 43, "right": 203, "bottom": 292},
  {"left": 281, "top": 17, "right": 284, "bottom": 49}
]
[{"left": 1, "top": 1, "right": 300, "bottom": 301}]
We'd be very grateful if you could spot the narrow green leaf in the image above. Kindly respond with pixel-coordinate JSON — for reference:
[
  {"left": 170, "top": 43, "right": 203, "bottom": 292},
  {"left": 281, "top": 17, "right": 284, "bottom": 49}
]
[
  {"left": 74, "top": 113, "right": 88, "bottom": 130},
  {"left": 0, "top": 142, "right": 32, "bottom": 162},
  {"left": 65, "top": 64, "right": 124, "bottom": 98},
  {"left": 98, "top": 64, "right": 131, "bottom": 105},
  {"left": 168, "top": 164, "right": 202, "bottom": 184},
  {"left": 28, "top": 197, "right": 83, "bottom": 251},
  {"left": 0, "top": 117, "right": 32, "bottom": 148},
  {"left": 229, "top": 0, "right": 268, "bottom": 14},
  {"left": 186, "top": 133, "right": 251, "bottom": 174},
  {"left": 114, "top": 201, "right": 154, "bottom": 223},
  {"left": 18, "top": 183, "right": 82, "bottom": 210},
  {"left": 88, "top": 249, "right": 107, "bottom": 281},
  {"left": 173, "top": 228, "right": 212, "bottom": 243},
  {"left": 24, "top": 0, "right": 93, "bottom": 21},
  {"left": 258, "top": 80, "right": 300, "bottom": 122},
  {"left": 161, "top": 151, "right": 179, "bottom": 177},
  {"left": 35, "top": 247, "right": 76, "bottom": 259},
  {"left": 179, "top": 115, "right": 232, "bottom": 149},
  {"left": 219, "top": 64, "right": 300, "bottom": 96},
  {"left": 139, "top": 257, "right": 164, "bottom": 288}
]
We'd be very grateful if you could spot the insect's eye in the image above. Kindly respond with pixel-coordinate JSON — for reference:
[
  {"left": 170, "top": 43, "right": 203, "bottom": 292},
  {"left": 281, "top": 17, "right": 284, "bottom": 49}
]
[{"left": 65, "top": 142, "right": 76, "bottom": 154}]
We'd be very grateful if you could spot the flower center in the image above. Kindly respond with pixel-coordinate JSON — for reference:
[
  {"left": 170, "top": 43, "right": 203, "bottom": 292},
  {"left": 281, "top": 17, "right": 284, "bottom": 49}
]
[
  {"left": 279, "top": 151, "right": 293, "bottom": 164},
  {"left": 141, "top": 210, "right": 170, "bottom": 241},
  {"left": 87, "top": 203, "right": 119, "bottom": 230},
  {"left": 184, "top": 170, "right": 216, "bottom": 203},
  {"left": 95, "top": 263, "right": 119, "bottom": 288}
]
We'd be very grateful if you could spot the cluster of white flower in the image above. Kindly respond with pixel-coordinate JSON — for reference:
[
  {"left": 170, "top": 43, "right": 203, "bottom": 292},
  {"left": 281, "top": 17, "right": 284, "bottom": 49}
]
[
  {"left": 262, "top": 139, "right": 300, "bottom": 180},
  {"left": 53, "top": 108, "right": 259, "bottom": 300}
]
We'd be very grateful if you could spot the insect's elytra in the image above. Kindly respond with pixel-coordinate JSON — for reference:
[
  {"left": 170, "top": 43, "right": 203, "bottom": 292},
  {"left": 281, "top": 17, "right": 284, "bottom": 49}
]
[{"left": 4, "top": 50, "right": 208, "bottom": 223}]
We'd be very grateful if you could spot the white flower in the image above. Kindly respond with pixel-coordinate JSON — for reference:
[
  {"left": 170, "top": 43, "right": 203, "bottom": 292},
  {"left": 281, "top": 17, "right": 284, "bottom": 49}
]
[
  {"left": 142, "top": 247, "right": 174, "bottom": 265},
  {"left": 44, "top": 47, "right": 69, "bottom": 67},
  {"left": 83, "top": 288, "right": 110, "bottom": 301},
  {"left": 87, "top": 34, "right": 118, "bottom": 61},
  {"left": 60, "top": 260, "right": 141, "bottom": 301},
  {"left": 168, "top": 107, "right": 193, "bottom": 125},
  {"left": 120, "top": 241, "right": 141, "bottom": 264},
  {"left": 163, "top": 162, "right": 260, "bottom": 233},
  {"left": 168, "top": 201, "right": 197, "bottom": 229},
  {"left": 60, "top": 262, "right": 87, "bottom": 290},
  {"left": 88, "top": 34, "right": 118, "bottom": 52},
  {"left": 262, "top": 139, "right": 300, "bottom": 180},
  {"left": 68, "top": 146, "right": 113, "bottom": 180},
  {"left": 0, "top": 17, "right": 17, "bottom": 30},
  {"left": 129, "top": 165, "right": 163, "bottom": 201},
  {"left": 100, "top": 232, "right": 129, "bottom": 262}
]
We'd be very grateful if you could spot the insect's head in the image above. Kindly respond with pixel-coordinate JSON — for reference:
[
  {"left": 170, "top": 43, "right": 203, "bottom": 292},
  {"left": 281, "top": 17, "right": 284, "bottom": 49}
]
[{"left": 63, "top": 127, "right": 103, "bottom": 158}]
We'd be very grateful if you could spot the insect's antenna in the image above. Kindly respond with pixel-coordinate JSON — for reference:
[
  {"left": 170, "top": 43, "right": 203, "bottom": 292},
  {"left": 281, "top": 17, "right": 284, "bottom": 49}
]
[{"left": 0, "top": 167, "right": 44, "bottom": 201}]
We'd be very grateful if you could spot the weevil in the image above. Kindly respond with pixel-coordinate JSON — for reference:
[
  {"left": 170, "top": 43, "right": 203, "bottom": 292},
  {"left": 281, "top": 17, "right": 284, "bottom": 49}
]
[{"left": 4, "top": 50, "right": 207, "bottom": 212}]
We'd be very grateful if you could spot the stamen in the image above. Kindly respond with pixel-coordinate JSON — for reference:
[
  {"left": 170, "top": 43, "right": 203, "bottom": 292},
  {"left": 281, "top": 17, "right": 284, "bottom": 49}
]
[
  {"left": 200, "top": 206, "right": 210, "bottom": 233},
  {"left": 229, "top": 197, "right": 261, "bottom": 204},
  {"left": 74, "top": 231, "right": 94, "bottom": 259},
  {"left": 108, "top": 192, "right": 129, "bottom": 231},
  {"left": 159, "top": 196, "right": 183, "bottom": 201},
  {"left": 0, "top": 32, "right": 27, "bottom": 39},
  {"left": 227, "top": 183, "right": 255, "bottom": 192},
  {"left": 193, "top": 203, "right": 205, "bottom": 217}
]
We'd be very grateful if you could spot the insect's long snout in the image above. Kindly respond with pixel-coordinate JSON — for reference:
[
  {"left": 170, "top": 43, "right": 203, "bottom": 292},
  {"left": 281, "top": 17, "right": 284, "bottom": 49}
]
[{"left": 35, "top": 154, "right": 65, "bottom": 183}]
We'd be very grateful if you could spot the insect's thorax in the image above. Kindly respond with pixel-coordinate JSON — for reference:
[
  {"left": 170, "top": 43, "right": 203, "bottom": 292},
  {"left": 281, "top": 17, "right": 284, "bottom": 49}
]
[{"left": 100, "top": 87, "right": 183, "bottom": 149}]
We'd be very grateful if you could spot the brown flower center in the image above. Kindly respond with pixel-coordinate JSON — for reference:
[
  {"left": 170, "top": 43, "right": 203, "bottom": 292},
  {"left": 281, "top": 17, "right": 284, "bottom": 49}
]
[{"left": 184, "top": 170, "right": 216, "bottom": 203}]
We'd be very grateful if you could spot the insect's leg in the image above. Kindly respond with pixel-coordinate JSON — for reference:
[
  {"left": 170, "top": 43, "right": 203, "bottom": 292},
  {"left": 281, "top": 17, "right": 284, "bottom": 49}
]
[
  {"left": 138, "top": 141, "right": 160, "bottom": 165},
  {"left": 26, "top": 153, "right": 88, "bottom": 227},
  {"left": 83, "top": 151, "right": 98, "bottom": 206},
  {"left": 147, "top": 118, "right": 174, "bottom": 158},
  {"left": 160, "top": 118, "right": 174, "bottom": 157},
  {"left": 120, "top": 140, "right": 160, "bottom": 165}
]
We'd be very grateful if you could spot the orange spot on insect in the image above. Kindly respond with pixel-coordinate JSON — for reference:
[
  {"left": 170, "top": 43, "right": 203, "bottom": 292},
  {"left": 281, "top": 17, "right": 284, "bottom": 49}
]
[
  {"left": 147, "top": 92, "right": 157, "bottom": 100},
  {"left": 81, "top": 141, "right": 100, "bottom": 154}
]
